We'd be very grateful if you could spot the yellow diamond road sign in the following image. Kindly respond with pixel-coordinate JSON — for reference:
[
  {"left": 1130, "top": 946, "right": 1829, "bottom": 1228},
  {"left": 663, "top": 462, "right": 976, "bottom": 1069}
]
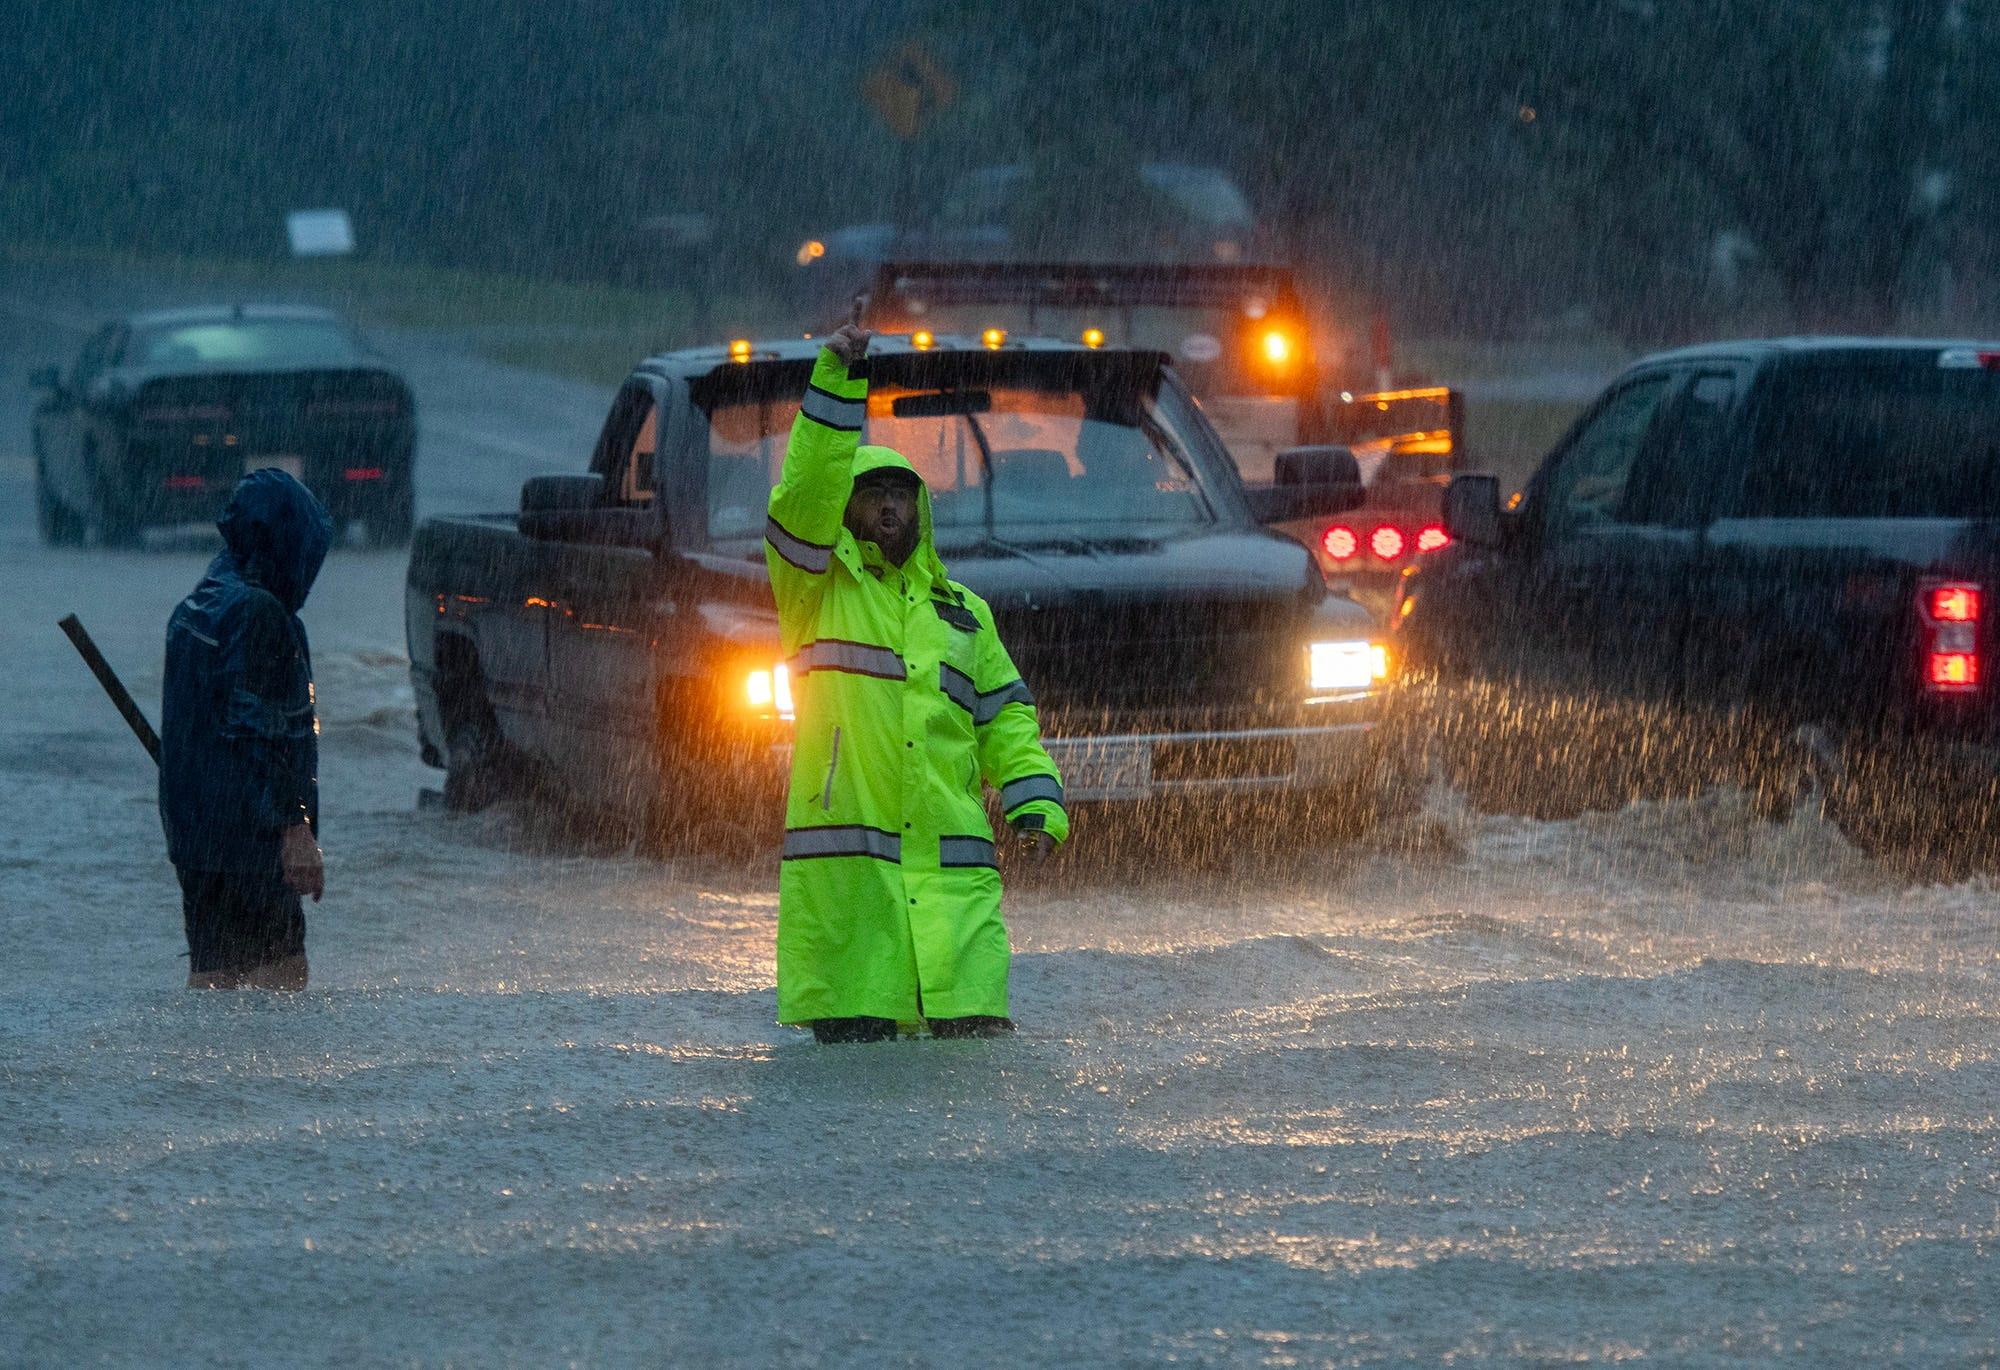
[{"left": 863, "top": 42, "right": 957, "bottom": 141}]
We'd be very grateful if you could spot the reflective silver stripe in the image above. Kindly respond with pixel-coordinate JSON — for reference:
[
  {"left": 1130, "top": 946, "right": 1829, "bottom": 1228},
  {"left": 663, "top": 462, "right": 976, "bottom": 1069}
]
[
  {"left": 791, "top": 639, "right": 907, "bottom": 681},
  {"left": 765, "top": 515, "right": 832, "bottom": 574},
  {"left": 1000, "top": 774, "right": 1064, "bottom": 813},
  {"left": 938, "top": 663, "right": 978, "bottom": 714},
  {"left": 974, "top": 678, "right": 1035, "bottom": 726},
  {"left": 938, "top": 835, "right": 997, "bottom": 869},
  {"left": 800, "top": 384, "right": 866, "bottom": 432},
  {"left": 782, "top": 825, "right": 902, "bottom": 861}
]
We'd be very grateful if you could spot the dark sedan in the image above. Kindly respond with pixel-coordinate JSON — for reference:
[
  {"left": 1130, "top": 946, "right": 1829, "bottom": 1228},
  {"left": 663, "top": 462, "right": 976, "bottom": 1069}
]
[{"left": 31, "top": 304, "right": 416, "bottom": 547}]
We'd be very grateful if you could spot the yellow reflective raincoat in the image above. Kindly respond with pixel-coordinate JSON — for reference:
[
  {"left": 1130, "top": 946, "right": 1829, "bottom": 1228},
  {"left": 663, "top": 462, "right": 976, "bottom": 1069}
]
[{"left": 765, "top": 347, "right": 1068, "bottom": 1026}]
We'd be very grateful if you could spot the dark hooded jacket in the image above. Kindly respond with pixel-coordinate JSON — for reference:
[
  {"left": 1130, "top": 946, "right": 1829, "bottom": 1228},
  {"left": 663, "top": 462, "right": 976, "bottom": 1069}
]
[{"left": 159, "top": 469, "right": 332, "bottom": 872}]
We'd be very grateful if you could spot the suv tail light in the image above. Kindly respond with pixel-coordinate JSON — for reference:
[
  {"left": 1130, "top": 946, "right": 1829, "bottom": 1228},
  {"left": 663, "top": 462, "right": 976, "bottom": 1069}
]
[
  {"left": 1322, "top": 526, "right": 1358, "bottom": 561},
  {"left": 1920, "top": 579, "right": 1981, "bottom": 693}
]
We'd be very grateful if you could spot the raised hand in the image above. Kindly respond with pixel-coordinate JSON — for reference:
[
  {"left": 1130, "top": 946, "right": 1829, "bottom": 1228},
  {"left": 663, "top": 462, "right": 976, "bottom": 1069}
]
[{"left": 825, "top": 293, "right": 873, "bottom": 368}]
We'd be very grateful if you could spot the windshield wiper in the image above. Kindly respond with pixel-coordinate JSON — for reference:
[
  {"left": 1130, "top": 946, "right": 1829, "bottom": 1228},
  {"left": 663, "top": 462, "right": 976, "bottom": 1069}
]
[
  {"left": 961, "top": 410, "right": 997, "bottom": 543},
  {"left": 966, "top": 536, "right": 1063, "bottom": 576}
]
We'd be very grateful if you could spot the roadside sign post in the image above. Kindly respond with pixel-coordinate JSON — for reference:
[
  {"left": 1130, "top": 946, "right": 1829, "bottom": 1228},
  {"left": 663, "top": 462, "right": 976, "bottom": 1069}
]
[{"left": 862, "top": 42, "right": 957, "bottom": 232}]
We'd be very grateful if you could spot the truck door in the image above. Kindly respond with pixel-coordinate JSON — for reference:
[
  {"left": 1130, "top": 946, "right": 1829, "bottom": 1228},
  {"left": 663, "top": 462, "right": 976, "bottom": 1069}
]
[
  {"left": 1510, "top": 368, "right": 1681, "bottom": 692},
  {"left": 541, "top": 380, "right": 677, "bottom": 802},
  {"left": 43, "top": 325, "right": 117, "bottom": 510},
  {"left": 1577, "top": 365, "right": 1746, "bottom": 697}
]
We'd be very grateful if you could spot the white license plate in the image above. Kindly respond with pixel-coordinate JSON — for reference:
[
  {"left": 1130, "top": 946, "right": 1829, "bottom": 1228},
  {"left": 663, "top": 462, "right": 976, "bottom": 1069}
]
[
  {"left": 245, "top": 455, "right": 303, "bottom": 480},
  {"left": 1047, "top": 737, "right": 1152, "bottom": 801}
]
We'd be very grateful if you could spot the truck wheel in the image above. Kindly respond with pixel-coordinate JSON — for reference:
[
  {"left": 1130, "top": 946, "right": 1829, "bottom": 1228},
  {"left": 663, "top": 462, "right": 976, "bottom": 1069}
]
[
  {"left": 1820, "top": 742, "right": 1997, "bottom": 879},
  {"left": 89, "top": 448, "right": 140, "bottom": 549},
  {"left": 35, "top": 450, "right": 84, "bottom": 546},
  {"left": 439, "top": 667, "right": 518, "bottom": 814}
]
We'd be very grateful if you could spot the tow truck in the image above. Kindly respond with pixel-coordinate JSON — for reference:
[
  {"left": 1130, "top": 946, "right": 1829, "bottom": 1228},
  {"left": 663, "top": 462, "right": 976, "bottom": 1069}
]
[
  {"left": 405, "top": 330, "right": 1397, "bottom": 851},
  {"left": 860, "top": 261, "right": 1465, "bottom": 617}
]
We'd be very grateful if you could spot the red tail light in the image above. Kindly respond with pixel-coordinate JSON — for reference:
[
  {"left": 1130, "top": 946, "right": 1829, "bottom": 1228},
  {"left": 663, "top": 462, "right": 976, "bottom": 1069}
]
[
  {"left": 1369, "top": 525, "right": 1405, "bottom": 560},
  {"left": 1920, "top": 579, "right": 1981, "bottom": 694},
  {"left": 1322, "top": 526, "right": 1358, "bottom": 561},
  {"left": 162, "top": 475, "right": 206, "bottom": 490},
  {"left": 1931, "top": 653, "right": 1978, "bottom": 687},
  {"left": 1931, "top": 586, "right": 1980, "bottom": 622},
  {"left": 343, "top": 467, "right": 386, "bottom": 481},
  {"left": 1416, "top": 525, "right": 1450, "bottom": 553}
]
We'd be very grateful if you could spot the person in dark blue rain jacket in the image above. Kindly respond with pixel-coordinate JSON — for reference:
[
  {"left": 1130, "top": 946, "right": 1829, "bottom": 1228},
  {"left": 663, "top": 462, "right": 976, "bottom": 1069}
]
[{"left": 160, "top": 468, "right": 332, "bottom": 988}]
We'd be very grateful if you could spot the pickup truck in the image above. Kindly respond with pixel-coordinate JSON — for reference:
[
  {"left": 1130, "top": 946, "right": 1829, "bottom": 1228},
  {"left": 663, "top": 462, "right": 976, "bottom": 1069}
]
[
  {"left": 405, "top": 332, "right": 1394, "bottom": 851},
  {"left": 1397, "top": 337, "right": 2000, "bottom": 866}
]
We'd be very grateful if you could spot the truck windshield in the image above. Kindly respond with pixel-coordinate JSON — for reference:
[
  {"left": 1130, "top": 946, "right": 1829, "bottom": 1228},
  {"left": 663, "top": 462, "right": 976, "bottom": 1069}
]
[
  {"left": 1740, "top": 359, "right": 2000, "bottom": 519},
  {"left": 126, "top": 319, "right": 361, "bottom": 368},
  {"left": 702, "top": 375, "right": 1218, "bottom": 546}
]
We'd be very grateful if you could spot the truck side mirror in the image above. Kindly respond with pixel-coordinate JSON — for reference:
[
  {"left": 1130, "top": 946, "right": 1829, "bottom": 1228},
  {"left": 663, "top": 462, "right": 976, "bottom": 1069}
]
[
  {"left": 520, "top": 474, "right": 606, "bottom": 514},
  {"left": 1244, "top": 445, "right": 1364, "bottom": 523},
  {"left": 1442, "top": 473, "right": 1503, "bottom": 548},
  {"left": 518, "top": 473, "right": 667, "bottom": 550},
  {"left": 1274, "top": 445, "right": 1360, "bottom": 488},
  {"left": 29, "top": 365, "right": 60, "bottom": 391}
]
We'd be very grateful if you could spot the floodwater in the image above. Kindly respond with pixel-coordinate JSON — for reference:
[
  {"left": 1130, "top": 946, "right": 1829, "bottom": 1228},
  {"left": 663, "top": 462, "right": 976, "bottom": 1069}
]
[{"left": 3, "top": 290, "right": 1997, "bottom": 1367}]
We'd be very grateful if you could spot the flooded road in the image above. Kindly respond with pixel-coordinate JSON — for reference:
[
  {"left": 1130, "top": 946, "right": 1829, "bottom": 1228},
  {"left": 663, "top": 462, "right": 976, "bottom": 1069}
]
[{"left": 3, "top": 282, "right": 1996, "bottom": 1366}]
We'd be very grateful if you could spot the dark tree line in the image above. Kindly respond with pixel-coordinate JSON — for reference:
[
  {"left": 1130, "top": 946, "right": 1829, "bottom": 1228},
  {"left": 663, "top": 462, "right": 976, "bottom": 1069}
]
[{"left": 7, "top": 0, "right": 1997, "bottom": 340}]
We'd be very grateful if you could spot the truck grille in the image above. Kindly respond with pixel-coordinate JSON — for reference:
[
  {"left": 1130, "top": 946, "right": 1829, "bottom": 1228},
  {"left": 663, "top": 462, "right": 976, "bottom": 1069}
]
[{"left": 992, "top": 596, "right": 1304, "bottom": 718}]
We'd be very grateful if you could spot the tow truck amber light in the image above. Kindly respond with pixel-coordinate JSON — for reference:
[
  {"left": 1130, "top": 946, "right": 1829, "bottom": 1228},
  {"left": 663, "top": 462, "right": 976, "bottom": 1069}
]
[
  {"left": 1931, "top": 586, "right": 1980, "bottom": 622},
  {"left": 795, "top": 240, "right": 826, "bottom": 266},
  {"left": 1370, "top": 525, "right": 1405, "bottom": 560},
  {"left": 911, "top": 330, "right": 935, "bottom": 350},
  {"left": 1416, "top": 525, "right": 1450, "bottom": 553},
  {"left": 1322, "top": 526, "right": 1358, "bottom": 561},
  {"left": 1308, "top": 640, "right": 1375, "bottom": 690},
  {"left": 982, "top": 328, "right": 1006, "bottom": 349},
  {"left": 729, "top": 339, "right": 752, "bottom": 363},
  {"left": 1081, "top": 328, "right": 1105, "bottom": 348},
  {"left": 746, "top": 663, "right": 794, "bottom": 717},
  {"left": 1261, "top": 330, "right": 1292, "bottom": 365}
]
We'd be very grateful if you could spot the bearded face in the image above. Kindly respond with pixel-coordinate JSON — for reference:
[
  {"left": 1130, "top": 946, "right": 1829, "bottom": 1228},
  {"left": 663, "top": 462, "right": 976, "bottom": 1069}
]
[{"left": 843, "top": 473, "right": 921, "bottom": 566}]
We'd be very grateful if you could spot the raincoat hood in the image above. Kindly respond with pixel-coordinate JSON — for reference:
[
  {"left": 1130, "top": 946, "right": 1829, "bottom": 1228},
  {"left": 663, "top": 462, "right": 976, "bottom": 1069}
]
[
  {"left": 217, "top": 468, "right": 333, "bottom": 612},
  {"left": 850, "top": 444, "right": 948, "bottom": 584}
]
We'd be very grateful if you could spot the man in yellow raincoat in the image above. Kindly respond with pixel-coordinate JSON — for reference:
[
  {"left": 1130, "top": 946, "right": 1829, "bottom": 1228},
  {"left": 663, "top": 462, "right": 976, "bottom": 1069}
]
[{"left": 765, "top": 314, "right": 1068, "bottom": 1043}]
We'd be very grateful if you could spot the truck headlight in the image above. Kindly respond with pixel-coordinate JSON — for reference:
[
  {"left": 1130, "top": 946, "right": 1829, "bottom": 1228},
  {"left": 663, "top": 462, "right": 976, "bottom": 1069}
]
[
  {"left": 1308, "top": 640, "right": 1386, "bottom": 690},
  {"left": 746, "top": 663, "right": 794, "bottom": 718}
]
